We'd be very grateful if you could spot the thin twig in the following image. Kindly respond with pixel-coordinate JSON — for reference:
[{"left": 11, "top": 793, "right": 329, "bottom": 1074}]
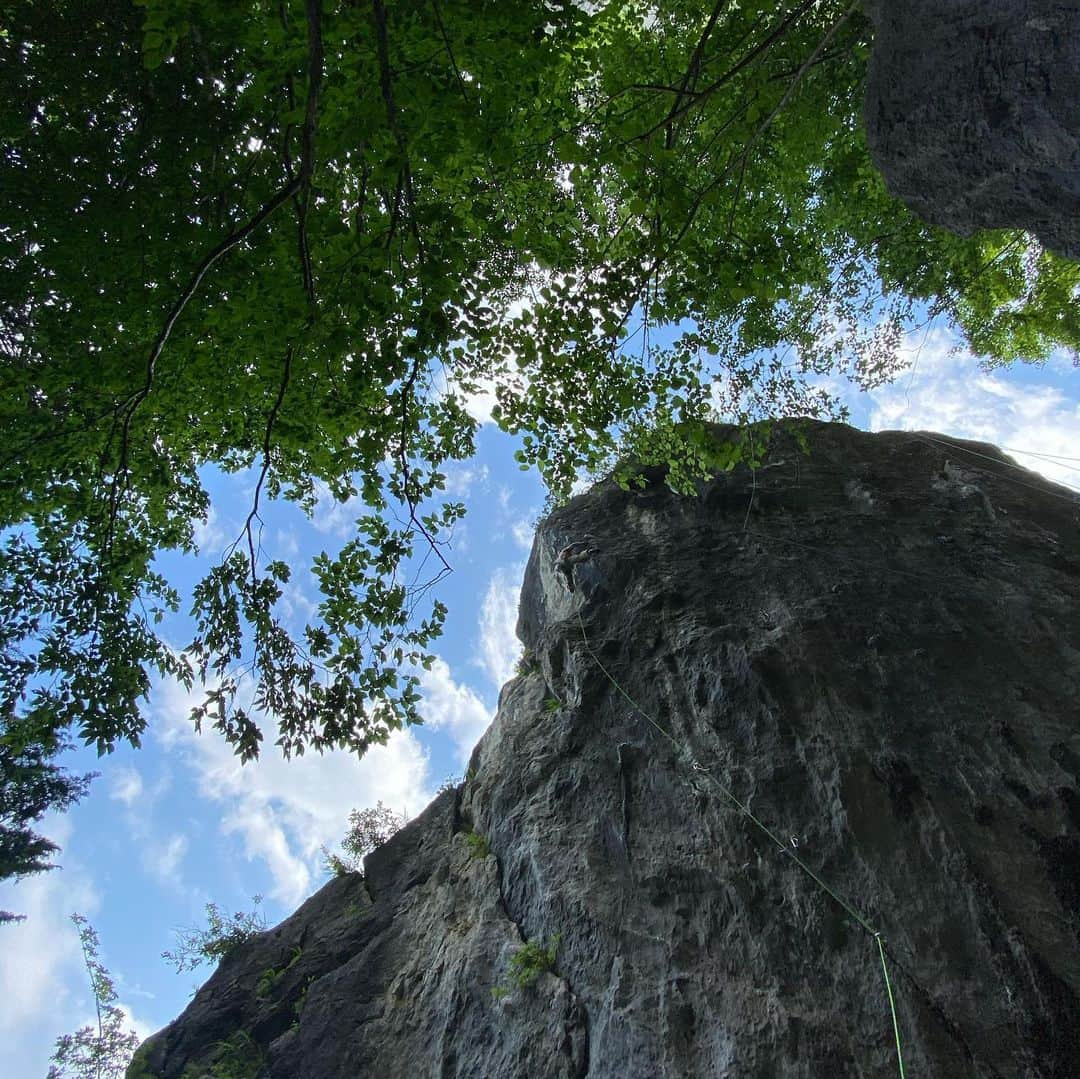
[
  {"left": 429, "top": 0, "right": 470, "bottom": 106},
  {"left": 395, "top": 356, "right": 453, "bottom": 574},
  {"left": 240, "top": 345, "right": 294, "bottom": 584},
  {"left": 651, "top": 1, "right": 858, "bottom": 280},
  {"left": 664, "top": 0, "right": 734, "bottom": 150},
  {"left": 634, "top": 0, "right": 820, "bottom": 144},
  {"left": 106, "top": 0, "right": 325, "bottom": 543}
]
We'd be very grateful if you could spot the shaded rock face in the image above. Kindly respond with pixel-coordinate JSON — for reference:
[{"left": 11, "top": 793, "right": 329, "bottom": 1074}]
[
  {"left": 132, "top": 422, "right": 1080, "bottom": 1078},
  {"left": 863, "top": 0, "right": 1080, "bottom": 260}
]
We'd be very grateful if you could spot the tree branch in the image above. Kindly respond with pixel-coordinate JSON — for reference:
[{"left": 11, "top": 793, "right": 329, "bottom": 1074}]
[
  {"left": 106, "top": 175, "right": 302, "bottom": 541},
  {"left": 651, "top": 2, "right": 858, "bottom": 279},
  {"left": 634, "top": 0, "right": 819, "bottom": 144},
  {"left": 664, "top": 0, "right": 734, "bottom": 150},
  {"left": 429, "top": 0, "right": 470, "bottom": 107},
  {"left": 294, "top": 0, "right": 324, "bottom": 306},
  {"left": 372, "top": 0, "right": 422, "bottom": 258},
  {"left": 395, "top": 356, "right": 453, "bottom": 575},
  {"left": 238, "top": 345, "right": 294, "bottom": 584},
  {"left": 106, "top": 0, "right": 325, "bottom": 544}
]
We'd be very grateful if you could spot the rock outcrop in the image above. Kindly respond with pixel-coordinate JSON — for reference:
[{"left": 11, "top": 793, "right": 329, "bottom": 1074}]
[
  {"left": 131, "top": 422, "right": 1080, "bottom": 1078},
  {"left": 863, "top": 0, "right": 1080, "bottom": 260}
]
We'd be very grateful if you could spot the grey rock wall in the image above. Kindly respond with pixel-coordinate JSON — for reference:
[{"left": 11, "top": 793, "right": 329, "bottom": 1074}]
[
  {"left": 131, "top": 422, "right": 1080, "bottom": 1078},
  {"left": 863, "top": 0, "right": 1080, "bottom": 260}
]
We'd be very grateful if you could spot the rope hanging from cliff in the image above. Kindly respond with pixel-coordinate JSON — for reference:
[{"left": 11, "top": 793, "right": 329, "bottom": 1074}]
[
  {"left": 574, "top": 610, "right": 907, "bottom": 1079},
  {"left": 906, "top": 433, "right": 1080, "bottom": 500}
]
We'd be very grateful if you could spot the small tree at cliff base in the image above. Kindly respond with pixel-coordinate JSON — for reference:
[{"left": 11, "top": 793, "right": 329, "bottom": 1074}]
[{"left": 48, "top": 914, "right": 141, "bottom": 1079}]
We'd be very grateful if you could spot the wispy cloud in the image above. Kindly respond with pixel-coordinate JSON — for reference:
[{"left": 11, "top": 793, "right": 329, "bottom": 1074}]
[
  {"left": 443, "top": 462, "right": 490, "bottom": 498},
  {"left": 511, "top": 517, "right": 536, "bottom": 551},
  {"left": 0, "top": 823, "right": 96, "bottom": 1049},
  {"left": 104, "top": 763, "right": 189, "bottom": 892},
  {"left": 109, "top": 766, "right": 144, "bottom": 809},
  {"left": 0, "top": 821, "right": 151, "bottom": 1077},
  {"left": 476, "top": 565, "right": 525, "bottom": 695},
  {"left": 309, "top": 479, "right": 366, "bottom": 539},
  {"left": 278, "top": 579, "right": 319, "bottom": 627},
  {"left": 192, "top": 503, "right": 228, "bottom": 556},
  {"left": 145, "top": 833, "right": 189, "bottom": 887},
  {"left": 220, "top": 804, "right": 311, "bottom": 905},
  {"left": 152, "top": 678, "right": 433, "bottom": 907},
  {"left": 415, "top": 658, "right": 493, "bottom": 768},
  {"left": 275, "top": 526, "right": 301, "bottom": 557},
  {"left": 862, "top": 329, "right": 1080, "bottom": 490}
]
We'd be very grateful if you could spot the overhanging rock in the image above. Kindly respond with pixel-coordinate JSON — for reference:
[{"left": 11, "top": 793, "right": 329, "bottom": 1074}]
[{"left": 863, "top": 0, "right": 1080, "bottom": 260}]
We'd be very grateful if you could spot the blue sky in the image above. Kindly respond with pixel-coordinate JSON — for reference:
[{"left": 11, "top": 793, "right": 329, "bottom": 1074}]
[{"left": 2, "top": 321, "right": 1077, "bottom": 1077}]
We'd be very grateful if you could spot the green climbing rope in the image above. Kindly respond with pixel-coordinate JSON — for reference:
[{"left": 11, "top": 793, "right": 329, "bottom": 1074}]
[{"left": 575, "top": 611, "right": 906, "bottom": 1078}]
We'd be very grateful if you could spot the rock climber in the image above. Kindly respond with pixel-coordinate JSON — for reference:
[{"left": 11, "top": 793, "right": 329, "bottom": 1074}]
[{"left": 554, "top": 540, "right": 597, "bottom": 593}]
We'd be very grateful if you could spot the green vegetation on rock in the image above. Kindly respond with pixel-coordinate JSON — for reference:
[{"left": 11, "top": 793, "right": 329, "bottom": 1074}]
[
  {"left": 178, "top": 1031, "right": 265, "bottom": 1079},
  {"left": 462, "top": 829, "right": 490, "bottom": 860},
  {"left": 494, "top": 934, "right": 561, "bottom": 997},
  {"left": 162, "top": 898, "right": 267, "bottom": 974}
]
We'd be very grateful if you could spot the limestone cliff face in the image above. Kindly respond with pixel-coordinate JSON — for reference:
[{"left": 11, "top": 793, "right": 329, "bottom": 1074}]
[
  {"left": 131, "top": 422, "right": 1080, "bottom": 1079},
  {"left": 863, "top": 0, "right": 1080, "bottom": 260}
]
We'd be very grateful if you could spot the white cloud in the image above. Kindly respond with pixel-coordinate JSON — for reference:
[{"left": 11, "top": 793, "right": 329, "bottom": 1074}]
[
  {"left": 109, "top": 766, "right": 144, "bottom": 808},
  {"left": 117, "top": 1003, "right": 157, "bottom": 1045},
  {"left": 0, "top": 823, "right": 96, "bottom": 1040},
  {"left": 511, "top": 517, "right": 536, "bottom": 551},
  {"left": 476, "top": 565, "right": 525, "bottom": 694},
  {"left": 192, "top": 503, "right": 227, "bottom": 555},
  {"left": 0, "top": 820, "right": 152, "bottom": 1077},
  {"left": 864, "top": 329, "right": 1080, "bottom": 491},
  {"left": 278, "top": 579, "right": 318, "bottom": 626},
  {"left": 443, "top": 462, "right": 490, "bottom": 498},
  {"left": 221, "top": 804, "right": 312, "bottom": 904},
  {"left": 275, "top": 527, "right": 301, "bottom": 556},
  {"left": 458, "top": 377, "right": 500, "bottom": 426},
  {"left": 415, "top": 658, "right": 493, "bottom": 768},
  {"left": 145, "top": 833, "right": 189, "bottom": 886},
  {"left": 103, "top": 762, "right": 189, "bottom": 892},
  {"left": 152, "top": 677, "right": 433, "bottom": 908},
  {"left": 309, "top": 479, "right": 366, "bottom": 538},
  {"left": 428, "top": 363, "right": 501, "bottom": 427},
  {"left": 447, "top": 519, "right": 471, "bottom": 555}
]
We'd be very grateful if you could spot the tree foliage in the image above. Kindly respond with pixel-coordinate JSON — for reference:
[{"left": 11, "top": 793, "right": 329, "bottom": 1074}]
[
  {"left": 0, "top": 715, "right": 93, "bottom": 918},
  {"left": 2, "top": 1, "right": 1077, "bottom": 877}
]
